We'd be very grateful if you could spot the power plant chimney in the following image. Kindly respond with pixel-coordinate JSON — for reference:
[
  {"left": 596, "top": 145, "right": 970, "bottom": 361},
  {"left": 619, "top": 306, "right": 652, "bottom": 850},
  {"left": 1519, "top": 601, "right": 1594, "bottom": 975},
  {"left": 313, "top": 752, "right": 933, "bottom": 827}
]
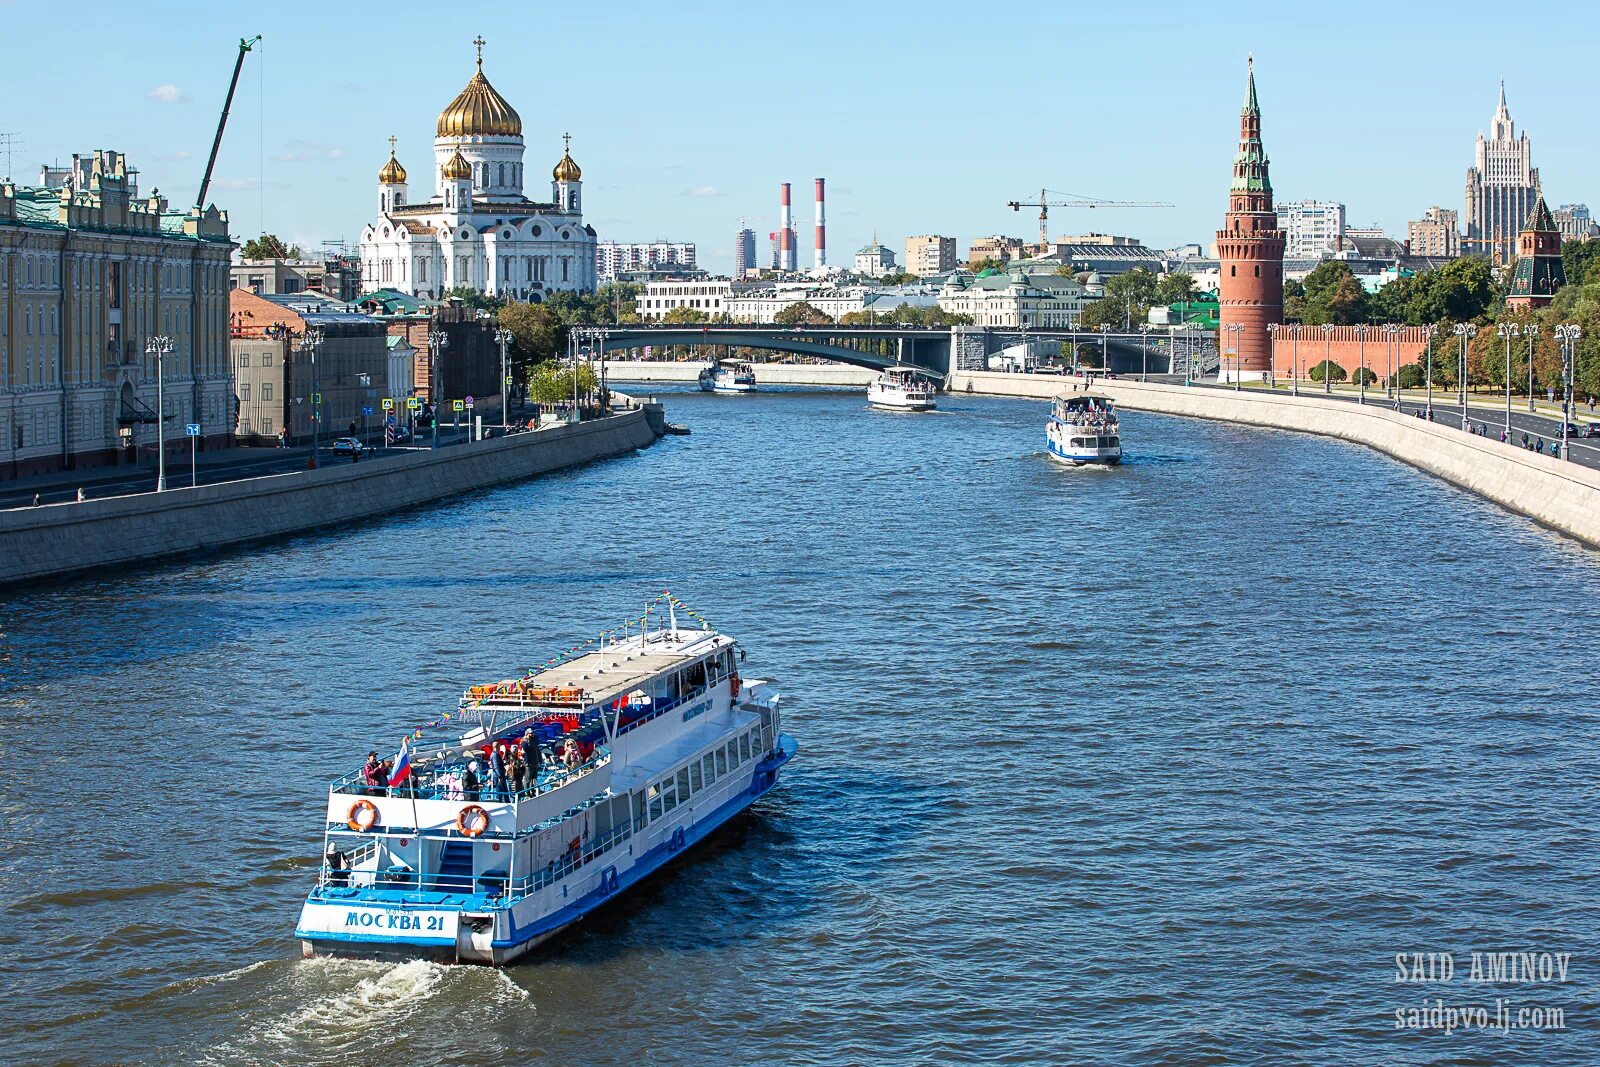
[
  {"left": 779, "top": 182, "right": 796, "bottom": 272},
  {"left": 814, "top": 178, "right": 826, "bottom": 269}
]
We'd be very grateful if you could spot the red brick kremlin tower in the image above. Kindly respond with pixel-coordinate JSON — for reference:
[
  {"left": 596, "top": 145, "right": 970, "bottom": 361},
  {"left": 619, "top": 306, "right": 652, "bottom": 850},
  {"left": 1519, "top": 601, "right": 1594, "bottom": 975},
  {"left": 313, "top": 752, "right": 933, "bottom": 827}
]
[{"left": 1216, "top": 57, "right": 1284, "bottom": 381}]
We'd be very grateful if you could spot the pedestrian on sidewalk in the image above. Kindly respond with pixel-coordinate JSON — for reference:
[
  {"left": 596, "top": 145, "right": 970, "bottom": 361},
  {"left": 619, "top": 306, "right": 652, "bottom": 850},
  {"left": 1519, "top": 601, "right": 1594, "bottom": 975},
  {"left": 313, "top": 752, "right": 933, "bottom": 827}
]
[
  {"left": 76, "top": 487, "right": 86, "bottom": 503},
  {"left": 31, "top": 492, "right": 40, "bottom": 507}
]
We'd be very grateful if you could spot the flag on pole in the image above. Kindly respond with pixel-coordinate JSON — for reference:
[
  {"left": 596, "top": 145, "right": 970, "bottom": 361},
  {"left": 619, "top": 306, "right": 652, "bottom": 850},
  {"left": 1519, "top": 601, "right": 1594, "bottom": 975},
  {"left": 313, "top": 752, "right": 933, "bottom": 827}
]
[{"left": 388, "top": 737, "right": 413, "bottom": 788}]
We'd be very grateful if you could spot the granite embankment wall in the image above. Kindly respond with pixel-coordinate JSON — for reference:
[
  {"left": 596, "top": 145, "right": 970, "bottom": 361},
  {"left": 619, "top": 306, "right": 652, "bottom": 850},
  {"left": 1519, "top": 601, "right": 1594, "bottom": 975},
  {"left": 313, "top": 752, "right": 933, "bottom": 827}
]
[
  {"left": 603, "top": 360, "right": 875, "bottom": 388},
  {"left": 0, "top": 408, "right": 661, "bottom": 587},
  {"left": 951, "top": 370, "right": 1600, "bottom": 550}
]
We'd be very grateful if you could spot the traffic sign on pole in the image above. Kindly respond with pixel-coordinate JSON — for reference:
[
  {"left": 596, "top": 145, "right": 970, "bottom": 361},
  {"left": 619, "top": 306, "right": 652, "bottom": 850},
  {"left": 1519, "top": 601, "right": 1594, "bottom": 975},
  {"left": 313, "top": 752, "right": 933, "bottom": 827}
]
[
  {"left": 361, "top": 406, "right": 373, "bottom": 417},
  {"left": 382, "top": 398, "right": 395, "bottom": 411},
  {"left": 185, "top": 423, "right": 201, "bottom": 437},
  {"left": 452, "top": 399, "right": 465, "bottom": 413},
  {"left": 465, "top": 395, "right": 475, "bottom": 409}
]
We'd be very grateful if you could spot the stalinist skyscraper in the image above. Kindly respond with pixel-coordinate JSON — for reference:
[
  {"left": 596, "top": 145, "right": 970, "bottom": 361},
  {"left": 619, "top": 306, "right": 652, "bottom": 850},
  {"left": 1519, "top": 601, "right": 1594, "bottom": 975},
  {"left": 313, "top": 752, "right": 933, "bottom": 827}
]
[{"left": 1464, "top": 83, "right": 1540, "bottom": 265}]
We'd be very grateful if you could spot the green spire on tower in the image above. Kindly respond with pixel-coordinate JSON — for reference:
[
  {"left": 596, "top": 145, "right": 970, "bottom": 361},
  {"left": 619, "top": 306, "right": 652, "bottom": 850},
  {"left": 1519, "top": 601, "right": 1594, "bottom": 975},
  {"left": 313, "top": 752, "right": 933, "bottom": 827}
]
[{"left": 1244, "top": 54, "right": 1258, "bottom": 114}]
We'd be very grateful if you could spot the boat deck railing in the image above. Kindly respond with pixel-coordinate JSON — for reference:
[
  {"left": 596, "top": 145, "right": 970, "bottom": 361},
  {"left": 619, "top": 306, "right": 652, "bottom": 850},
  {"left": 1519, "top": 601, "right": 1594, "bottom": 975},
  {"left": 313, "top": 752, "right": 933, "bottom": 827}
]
[
  {"left": 331, "top": 750, "right": 610, "bottom": 802},
  {"left": 314, "top": 819, "right": 634, "bottom": 903}
]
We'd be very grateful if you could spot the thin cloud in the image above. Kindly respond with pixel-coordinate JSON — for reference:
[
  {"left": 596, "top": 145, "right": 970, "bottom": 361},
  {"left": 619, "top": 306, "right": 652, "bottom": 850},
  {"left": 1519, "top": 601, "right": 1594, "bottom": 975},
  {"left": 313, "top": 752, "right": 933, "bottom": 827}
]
[
  {"left": 147, "top": 84, "right": 186, "bottom": 104},
  {"left": 272, "top": 140, "right": 347, "bottom": 163},
  {"left": 681, "top": 185, "right": 725, "bottom": 198}
]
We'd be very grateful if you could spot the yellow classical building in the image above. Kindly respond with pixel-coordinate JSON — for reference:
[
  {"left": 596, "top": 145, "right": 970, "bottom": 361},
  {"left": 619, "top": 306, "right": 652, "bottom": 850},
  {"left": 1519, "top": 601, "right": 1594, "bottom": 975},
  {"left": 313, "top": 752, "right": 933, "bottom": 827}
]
[{"left": 0, "top": 149, "right": 233, "bottom": 479}]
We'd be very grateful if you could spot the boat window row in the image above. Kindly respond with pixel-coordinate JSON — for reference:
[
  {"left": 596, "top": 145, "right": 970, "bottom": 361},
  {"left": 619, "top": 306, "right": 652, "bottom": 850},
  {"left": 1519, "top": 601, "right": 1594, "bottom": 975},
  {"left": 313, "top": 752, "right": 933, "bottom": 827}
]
[
  {"left": 638, "top": 727, "right": 758, "bottom": 827},
  {"left": 1070, "top": 436, "right": 1120, "bottom": 448},
  {"left": 630, "top": 647, "right": 735, "bottom": 713}
]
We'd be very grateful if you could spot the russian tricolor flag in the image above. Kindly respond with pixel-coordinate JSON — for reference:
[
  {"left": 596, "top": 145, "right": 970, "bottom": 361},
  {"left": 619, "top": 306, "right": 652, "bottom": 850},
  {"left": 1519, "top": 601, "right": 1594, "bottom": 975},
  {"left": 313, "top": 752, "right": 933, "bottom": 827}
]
[{"left": 388, "top": 737, "right": 412, "bottom": 788}]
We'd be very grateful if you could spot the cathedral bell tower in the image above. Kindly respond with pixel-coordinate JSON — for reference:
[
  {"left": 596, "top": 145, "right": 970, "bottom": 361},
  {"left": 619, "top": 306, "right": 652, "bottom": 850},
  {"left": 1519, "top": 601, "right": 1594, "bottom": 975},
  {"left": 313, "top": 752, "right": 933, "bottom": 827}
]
[
  {"left": 442, "top": 149, "right": 473, "bottom": 215},
  {"left": 1216, "top": 57, "right": 1285, "bottom": 382},
  {"left": 552, "top": 133, "right": 582, "bottom": 213},
  {"left": 377, "top": 136, "right": 408, "bottom": 215}
]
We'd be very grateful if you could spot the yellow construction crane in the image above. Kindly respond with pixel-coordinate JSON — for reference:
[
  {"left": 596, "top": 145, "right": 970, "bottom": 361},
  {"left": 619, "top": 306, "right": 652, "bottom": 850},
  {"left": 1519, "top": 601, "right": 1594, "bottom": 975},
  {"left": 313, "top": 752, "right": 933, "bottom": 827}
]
[{"left": 1006, "top": 188, "right": 1174, "bottom": 248}]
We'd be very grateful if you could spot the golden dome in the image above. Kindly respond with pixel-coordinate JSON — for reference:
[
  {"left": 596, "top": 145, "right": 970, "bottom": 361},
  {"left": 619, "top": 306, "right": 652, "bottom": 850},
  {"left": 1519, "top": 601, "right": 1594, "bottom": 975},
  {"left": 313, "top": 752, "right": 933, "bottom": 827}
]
[
  {"left": 378, "top": 153, "right": 407, "bottom": 184},
  {"left": 553, "top": 150, "right": 581, "bottom": 182},
  {"left": 442, "top": 150, "right": 472, "bottom": 181},
  {"left": 436, "top": 68, "right": 522, "bottom": 138}
]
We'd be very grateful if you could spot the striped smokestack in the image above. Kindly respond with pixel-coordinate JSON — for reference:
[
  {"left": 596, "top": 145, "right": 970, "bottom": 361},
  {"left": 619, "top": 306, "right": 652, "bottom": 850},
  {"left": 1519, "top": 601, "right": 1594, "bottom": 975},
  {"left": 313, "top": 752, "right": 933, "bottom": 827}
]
[
  {"left": 814, "top": 177, "right": 826, "bottom": 269},
  {"left": 779, "top": 182, "right": 795, "bottom": 271}
]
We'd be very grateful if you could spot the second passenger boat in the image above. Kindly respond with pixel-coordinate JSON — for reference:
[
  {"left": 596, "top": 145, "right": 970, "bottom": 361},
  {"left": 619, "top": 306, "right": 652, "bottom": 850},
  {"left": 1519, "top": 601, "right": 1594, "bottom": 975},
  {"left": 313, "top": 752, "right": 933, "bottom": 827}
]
[
  {"left": 698, "top": 360, "right": 758, "bottom": 394},
  {"left": 866, "top": 367, "right": 937, "bottom": 411}
]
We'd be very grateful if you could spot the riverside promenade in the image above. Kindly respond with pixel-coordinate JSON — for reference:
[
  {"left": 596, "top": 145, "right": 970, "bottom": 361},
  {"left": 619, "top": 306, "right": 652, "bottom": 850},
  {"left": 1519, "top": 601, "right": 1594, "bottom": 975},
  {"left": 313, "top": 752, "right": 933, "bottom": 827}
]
[
  {"left": 602, "top": 359, "right": 875, "bottom": 388},
  {"left": 0, "top": 404, "right": 663, "bottom": 587},
  {"left": 952, "top": 370, "right": 1600, "bottom": 550}
]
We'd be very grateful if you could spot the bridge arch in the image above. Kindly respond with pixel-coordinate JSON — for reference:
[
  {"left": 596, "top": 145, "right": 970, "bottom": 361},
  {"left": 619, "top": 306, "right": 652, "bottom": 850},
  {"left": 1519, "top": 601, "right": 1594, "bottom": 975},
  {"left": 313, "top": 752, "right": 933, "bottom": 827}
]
[{"left": 589, "top": 329, "right": 903, "bottom": 373}]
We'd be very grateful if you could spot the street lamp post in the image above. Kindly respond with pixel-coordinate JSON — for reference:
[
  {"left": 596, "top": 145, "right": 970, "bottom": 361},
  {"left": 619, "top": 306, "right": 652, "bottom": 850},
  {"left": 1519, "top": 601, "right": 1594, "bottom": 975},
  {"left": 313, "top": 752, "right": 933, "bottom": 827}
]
[
  {"left": 1097, "top": 324, "right": 1110, "bottom": 376},
  {"left": 1266, "top": 323, "right": 1279, "bottom": 391},
  {"left": 494, "top": 328, "right": 513, "bottom": 429},
  {"left": 1382, "top": 323, "right": 1399, "bottom": 405},
  {"left": 302, "top": 327, "right": 325, "bottom": 468},
  {"left": 1320, "top": 323, "right": 1334, "bottom": 395},
  {"left": 428, "top": 329, "right": 449, "bottom": 449},
  {"left": 1355, "top": 324, "right": 1369, "bottom": 404},
  {"left": 1555, "top": 324, "right": 1582, "bottom": 460},
  {"left": 1292, "top": 326, "right": 1300, "bottom": 397},
  {"left": 1496, "top": 322, "right": 1519, "bottom": 440},
  {"left": 1452, "top": 322, "right": 1476, "bottom": 430},
  {"left": 1138, "top": 323, "right": 1150, "bottom": 382},
  {"left": 1222, "top": 322, "right": 1244, "bottom": 390},
  {"left": 1424, "top": 325, "right": 1437, "bottom": 418},
  {"left": 1524, "top": 324, "right": 1539, "bottom": 412},
  {"left": 145, "top": 335, "right": 174, "bottom": 491}
]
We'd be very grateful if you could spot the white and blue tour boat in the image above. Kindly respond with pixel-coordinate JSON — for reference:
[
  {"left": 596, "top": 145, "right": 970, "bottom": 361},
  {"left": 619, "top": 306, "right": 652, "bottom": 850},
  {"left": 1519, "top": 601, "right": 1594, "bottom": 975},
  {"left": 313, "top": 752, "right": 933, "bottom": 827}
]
[
  {"left": 1046, "top": 393, "right": 1122, "bottom": 465},
  {"left": 866, "top": 367, "right": 937, "bottom": 411},
  {"left": 697, "top": 360, "right": 758, "bottom": 394},
  {"left": 296, "top": 604, "right": 796, "bottom": 965}
]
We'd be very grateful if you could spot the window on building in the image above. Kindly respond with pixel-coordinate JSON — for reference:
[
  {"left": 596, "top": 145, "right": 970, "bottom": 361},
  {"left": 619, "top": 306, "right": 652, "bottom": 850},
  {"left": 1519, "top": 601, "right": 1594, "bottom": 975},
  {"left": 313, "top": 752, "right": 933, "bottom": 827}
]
[
  {"left": 240, "top": 383, "right": 250, "bottom": 402},
  {"left": 262, "top": 382, "right": 273, "bottom": 401},
  {"left": 263, "top": 353, "right": 273, "bottom": 367},
  {"left": 239, "top": 353, "right": 250, "bottom": 368}
]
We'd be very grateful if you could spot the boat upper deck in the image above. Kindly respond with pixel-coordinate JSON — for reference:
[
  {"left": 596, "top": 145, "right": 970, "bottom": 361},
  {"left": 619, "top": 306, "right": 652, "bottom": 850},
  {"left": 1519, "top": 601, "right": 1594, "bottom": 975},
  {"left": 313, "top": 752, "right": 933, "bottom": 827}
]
[{"left": 466, "top": 629, "right": 730, "bottom": 711}]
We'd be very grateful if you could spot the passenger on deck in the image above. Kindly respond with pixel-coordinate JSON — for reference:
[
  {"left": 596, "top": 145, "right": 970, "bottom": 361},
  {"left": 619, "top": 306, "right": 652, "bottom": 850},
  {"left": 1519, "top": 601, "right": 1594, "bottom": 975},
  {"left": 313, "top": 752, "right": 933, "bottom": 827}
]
[
  {"left": 490, "top": 745, "right": 508, "bottom": 799},
  {"left": 462, "top": 760, "right": 481, "bottom": 801},
  {"left": 520, "top": 728, "right": 540, "bottom": 785},
  {"left": 561, "top": 737, "right": 582, "bottom": 770},
  {"left": 325, "top": 843, "right": 350, "bottom": 887},
  {"left": 362, "top": 751, "right": 383, "bottom": 794},
  {"left": 506, "top": 748, "right": 525, "bottom": 795}
]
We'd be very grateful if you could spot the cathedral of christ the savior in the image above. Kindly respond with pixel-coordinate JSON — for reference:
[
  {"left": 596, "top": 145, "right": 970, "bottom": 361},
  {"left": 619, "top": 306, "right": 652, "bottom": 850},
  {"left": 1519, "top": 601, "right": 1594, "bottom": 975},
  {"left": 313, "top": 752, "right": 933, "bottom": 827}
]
[{"left": 359, "top": 38, "right": 597, "bottom": 302}]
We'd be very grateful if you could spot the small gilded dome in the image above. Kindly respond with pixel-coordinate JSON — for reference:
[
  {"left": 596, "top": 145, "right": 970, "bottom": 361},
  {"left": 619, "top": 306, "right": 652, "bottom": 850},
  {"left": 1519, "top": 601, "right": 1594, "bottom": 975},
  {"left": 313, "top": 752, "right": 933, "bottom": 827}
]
[
  {"left": 553, "top": 151, "right": 581, "bottom": 182},
  {"left": 442, "top": 150, "right": 472, "bottom": 181},
  {"left": 378, "top": 152, "right": 407, "bottom": 184},
  {"left": 437, "top": 69, "right": 522, "bottom": 138}
]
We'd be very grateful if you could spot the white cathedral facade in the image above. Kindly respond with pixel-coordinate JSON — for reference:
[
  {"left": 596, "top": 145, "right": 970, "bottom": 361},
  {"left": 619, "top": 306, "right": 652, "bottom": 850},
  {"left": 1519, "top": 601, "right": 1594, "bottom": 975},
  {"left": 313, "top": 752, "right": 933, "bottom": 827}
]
[{"left": 359, "top": 41, "right": 597, "bottom": 301}]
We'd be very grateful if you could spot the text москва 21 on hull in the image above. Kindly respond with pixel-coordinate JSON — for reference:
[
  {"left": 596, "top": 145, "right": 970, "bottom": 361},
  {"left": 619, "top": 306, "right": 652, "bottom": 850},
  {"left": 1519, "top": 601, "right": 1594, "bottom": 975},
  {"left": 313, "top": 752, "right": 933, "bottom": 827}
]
[{"left": 296, "top": 596, "right": 797, "bottom": 965}]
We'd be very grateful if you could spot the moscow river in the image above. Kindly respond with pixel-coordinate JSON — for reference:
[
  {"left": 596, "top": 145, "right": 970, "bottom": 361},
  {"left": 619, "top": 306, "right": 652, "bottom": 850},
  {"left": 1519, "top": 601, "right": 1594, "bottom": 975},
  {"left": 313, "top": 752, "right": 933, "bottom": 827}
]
[{"left": 3, "top": 386, "right": 1598, "bottom": 1065}]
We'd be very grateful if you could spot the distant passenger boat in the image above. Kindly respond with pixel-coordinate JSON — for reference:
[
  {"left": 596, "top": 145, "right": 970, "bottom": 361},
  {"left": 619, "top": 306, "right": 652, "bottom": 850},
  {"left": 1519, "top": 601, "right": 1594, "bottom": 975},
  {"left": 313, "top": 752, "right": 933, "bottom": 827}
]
[
  {"left": 866, "top": 367, "right": 937, "bottom": 411},
  {"left": 698, "top": 360, "right": 757, "bottom": 394},
  {"left": 295, "top": 602, "right": 796, "bottom": 965},
  {"left": 1046, "top": 394, "right": 1122, "bottom": 465}
]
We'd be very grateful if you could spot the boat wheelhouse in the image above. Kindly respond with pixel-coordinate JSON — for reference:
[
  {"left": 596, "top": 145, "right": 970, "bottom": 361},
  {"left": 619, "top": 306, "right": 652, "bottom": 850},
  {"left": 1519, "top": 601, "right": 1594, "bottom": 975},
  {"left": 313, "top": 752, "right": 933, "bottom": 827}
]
[
  {"left": 866, "top": 367, "right": 937, "bottom": 411},
  {"left": 1046, "top": 393, "right": 1122, "bottom": 465},
  {"left": 296, "top": 608, "right": 796, "bottom": 965},
  {"left": 697, "top": 360, "right": 758, "bottom": 394}
]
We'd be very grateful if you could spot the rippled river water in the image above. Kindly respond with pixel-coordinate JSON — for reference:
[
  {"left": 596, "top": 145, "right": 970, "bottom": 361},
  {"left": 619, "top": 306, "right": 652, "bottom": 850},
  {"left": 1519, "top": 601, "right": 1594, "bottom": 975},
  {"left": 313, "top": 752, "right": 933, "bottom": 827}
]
[{"left": 4, "top": 386, "right": 1599, "bottom": 1065}]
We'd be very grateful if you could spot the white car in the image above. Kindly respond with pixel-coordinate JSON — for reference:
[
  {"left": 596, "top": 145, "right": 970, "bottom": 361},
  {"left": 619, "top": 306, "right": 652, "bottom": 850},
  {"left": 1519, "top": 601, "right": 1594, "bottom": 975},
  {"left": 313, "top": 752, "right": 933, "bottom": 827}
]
[{"left": 330, "top": 437, "right": 365, "bottom": 457}]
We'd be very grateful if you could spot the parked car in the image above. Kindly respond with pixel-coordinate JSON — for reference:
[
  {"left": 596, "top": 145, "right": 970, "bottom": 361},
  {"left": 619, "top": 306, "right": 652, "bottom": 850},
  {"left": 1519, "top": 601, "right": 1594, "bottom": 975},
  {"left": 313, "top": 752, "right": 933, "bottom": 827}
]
[{"left": 331, "top": 437, "right": 365, "bottom": 457}]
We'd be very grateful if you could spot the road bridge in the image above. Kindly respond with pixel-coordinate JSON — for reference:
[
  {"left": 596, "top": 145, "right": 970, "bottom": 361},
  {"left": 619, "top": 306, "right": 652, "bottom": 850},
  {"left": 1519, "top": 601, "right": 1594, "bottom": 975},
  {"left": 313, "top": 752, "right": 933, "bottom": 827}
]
[{"left": 576, "top": 324, "right": 1217, "bottom": 381}]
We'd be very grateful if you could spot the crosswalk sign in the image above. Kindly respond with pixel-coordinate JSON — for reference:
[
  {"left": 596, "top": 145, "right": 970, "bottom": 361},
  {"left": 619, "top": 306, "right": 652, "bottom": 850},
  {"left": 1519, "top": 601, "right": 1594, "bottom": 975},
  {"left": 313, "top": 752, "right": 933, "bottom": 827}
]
[
  {"left": 407, "top": 397, "right": 422, "bottom": 411},
  {"left": 382, "top": 398, "right": 394, "bottom": 411},
  {"left": 452, "top": 400, "right": 465, "bottom": 413}
]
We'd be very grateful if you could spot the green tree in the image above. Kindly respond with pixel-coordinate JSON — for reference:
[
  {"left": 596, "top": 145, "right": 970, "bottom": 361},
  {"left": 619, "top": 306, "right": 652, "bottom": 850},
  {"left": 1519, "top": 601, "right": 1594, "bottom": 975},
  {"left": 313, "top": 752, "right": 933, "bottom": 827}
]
[
  {"left": 496, "top": 301, "right": 564, "bottom": 368},
  {"left": 1154, "top": 271, "right": 1197, "bottom": 306},
  {"left": 968, "top": 258, "right": 1003, "bottom": 274},
  {"left": 662, "top": 305, "right": 709, "bottom": 324},
  {"left": 1300, "top": 261, "right": 1369, "bottom": 325},
  {"left": 240, "top": 233, "right": 301, "bottom": 260},
  {"left": 876, "top": 271, "right": 919, "bottom": 286},
  {"left": 1561, "top": 239, "right": 1600, "bottom": 289},
  {"left": 1282, "top": 279, "right": 1307, "bottom": 324},
  {"left": 1308, "top": 359, "right": 1348, "bottom": 383},
  {"left": 1079, "top": 268, "right": 1159, "bottom": 329},
  {"left": 1351, "top": 367, "right": 1378, "bottom": 386},
  {"left": 526, "top": 361, "right": 596, "bottom": 403},
  {"left": 443, "top": 286, "right": 502, "bottom": 311},
  {"left": 774, "top": 301, "right": 834, "bottom": 326},
  {"left": 1404, "top": 256, "right": 1494, "bottom": 324}
]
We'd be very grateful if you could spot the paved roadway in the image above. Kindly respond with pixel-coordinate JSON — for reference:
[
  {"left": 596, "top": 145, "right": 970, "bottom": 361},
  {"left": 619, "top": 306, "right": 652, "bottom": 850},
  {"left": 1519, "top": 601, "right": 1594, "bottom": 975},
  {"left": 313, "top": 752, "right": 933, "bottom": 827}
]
[
  {"left": 0, "top": 426, "right": 481, "bottom": 511},
  {"left": 1193, "top": 381, "right": 1600, "bottom": 471}
]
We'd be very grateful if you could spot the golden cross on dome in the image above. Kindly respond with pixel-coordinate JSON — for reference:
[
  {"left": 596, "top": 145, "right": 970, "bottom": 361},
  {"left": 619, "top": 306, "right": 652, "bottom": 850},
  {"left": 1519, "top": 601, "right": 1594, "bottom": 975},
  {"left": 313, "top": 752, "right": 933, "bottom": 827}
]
[
  {"left": 563, "top": 132, "right": 571, "bottom": 153},
  {"left": 473, "top": 36, "right": 486, "bottom": 68},
  {"left": 388, "top": 134, "right": 397, "bottom": 155}
]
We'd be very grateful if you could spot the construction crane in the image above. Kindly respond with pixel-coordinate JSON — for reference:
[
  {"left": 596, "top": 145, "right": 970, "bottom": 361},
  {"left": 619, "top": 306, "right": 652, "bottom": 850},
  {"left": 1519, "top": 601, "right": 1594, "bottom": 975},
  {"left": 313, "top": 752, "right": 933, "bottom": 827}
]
[
  {"left": 1006, "top": 188, "right": 1173, "bottom": 248},
  {"left": 195, "top": 35, "right": 262, "bottom": 211}
]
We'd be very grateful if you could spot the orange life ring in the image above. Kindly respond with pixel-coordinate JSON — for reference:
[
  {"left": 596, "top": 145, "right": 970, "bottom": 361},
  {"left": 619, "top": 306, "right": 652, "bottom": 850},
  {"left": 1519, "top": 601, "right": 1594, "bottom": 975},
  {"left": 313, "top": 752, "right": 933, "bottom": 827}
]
[
  {"left": 347, "top": 798, "right": 379, "bottom": 832},
  {"left": 730, "top": 672, "right": 740, "bottom": 698},
  {"left": 457, "top": 804, "right": 491, "bottom": 838}
]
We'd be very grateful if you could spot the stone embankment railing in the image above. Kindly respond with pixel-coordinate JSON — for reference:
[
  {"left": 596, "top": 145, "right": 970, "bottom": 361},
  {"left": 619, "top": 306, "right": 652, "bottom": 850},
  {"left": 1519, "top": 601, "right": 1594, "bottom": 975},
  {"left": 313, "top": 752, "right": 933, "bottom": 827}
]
[
  {"left": 0, "top": 407, "right": 662, "bottom": 587},
  {"left": 951, "top": 370, "right": 1600, "bottom": 550}
]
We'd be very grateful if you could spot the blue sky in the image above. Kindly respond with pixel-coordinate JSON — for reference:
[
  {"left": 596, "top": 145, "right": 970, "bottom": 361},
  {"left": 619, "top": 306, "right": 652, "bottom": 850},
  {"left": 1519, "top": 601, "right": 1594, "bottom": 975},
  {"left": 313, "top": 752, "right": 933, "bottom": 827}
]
[{"left": 2, "top": 0, "right": 1592, "bottom": 274}]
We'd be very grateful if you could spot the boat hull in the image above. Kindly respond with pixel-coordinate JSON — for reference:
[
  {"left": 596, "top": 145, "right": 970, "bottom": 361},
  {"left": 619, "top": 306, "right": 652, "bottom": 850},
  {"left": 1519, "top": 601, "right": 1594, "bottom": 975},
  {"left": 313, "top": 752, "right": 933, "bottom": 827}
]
[
  {"left": 1047, "top": 441, "right": 1122, "bottom": 466},
  {"left": 868, "top": 394, "right": 936, "bottom": 411},
  {"left": 298, "top": 735, "right": 797, "bottom": 966}
]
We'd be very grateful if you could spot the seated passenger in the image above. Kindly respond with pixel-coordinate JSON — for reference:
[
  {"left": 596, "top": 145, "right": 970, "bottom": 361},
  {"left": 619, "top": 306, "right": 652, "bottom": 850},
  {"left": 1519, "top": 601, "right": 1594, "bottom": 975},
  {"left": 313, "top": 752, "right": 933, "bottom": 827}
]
[{"left": 462, "top": 760, "right": 481, "bottom": 801}]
